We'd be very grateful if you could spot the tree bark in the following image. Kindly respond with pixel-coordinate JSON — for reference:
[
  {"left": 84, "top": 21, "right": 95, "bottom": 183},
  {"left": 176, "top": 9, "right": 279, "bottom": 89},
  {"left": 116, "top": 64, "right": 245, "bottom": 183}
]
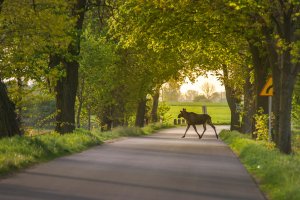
[
  {"left": 0, "top": 0, "right": 4, "bottom": 11},
  {"left": 226, "top": 88, "right": 241, "bottom": 131},
  {"left": 16, "top": 77, "right": 23, "bottom": 131},
  {"left": 135, "top": 97, "right": 147, "bottom": 127},
  {"left": 151, "top": 88, "right": 159, "bottom": 123},
  {"left": 55, "top": 0, "right": 86, "bottom": 134},
  {"left": 262, "top": 6, "right": 300, "bottom": 154},
  {"left": 249, "top": 42, "right": 269, "bottom": 114},
  {"left": 88, "top": 106, "right": 91, "bottom": 131},
  {"left": 0, "top": 80, "right": 21, "bottom": 137},
  {"left": 0, "top": 0, "right": 20, "bottom": 137},
  {"left": 99, "top": 106, "right": 113, "bottom": 131},
  {"left": 76, "top": 77, "right": 85, "bottom": 128},
  {"left": 241, "top": 67, "right": 255, "bottom": 134},
  {"left": 76, "top": 101, "right": 82, "bottom": 128},
  {"left": 55, "top": 61, "right": 79, "bottom": 133},
  {"left": 222, "top": 65, "right": 241, "bottom": 131}
]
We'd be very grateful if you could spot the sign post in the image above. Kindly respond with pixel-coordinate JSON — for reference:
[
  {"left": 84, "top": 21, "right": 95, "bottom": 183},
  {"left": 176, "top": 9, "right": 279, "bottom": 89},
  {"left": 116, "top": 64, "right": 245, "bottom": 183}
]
[
  {"left": 268, "top": 96, "right": 272, "bottom": 141},
  {"left": 260, "top": 77, "right": 273, "bottom": 141},
  {"left": 202, "top": 105, "right": 207, "bottom": 114}
]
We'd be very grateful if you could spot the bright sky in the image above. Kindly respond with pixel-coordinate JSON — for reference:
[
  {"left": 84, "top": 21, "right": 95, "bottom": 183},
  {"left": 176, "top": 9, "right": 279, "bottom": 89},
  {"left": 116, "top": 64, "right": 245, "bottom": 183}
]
[{"left": 180, "top": 74, "right": 225, "bottom": 94}]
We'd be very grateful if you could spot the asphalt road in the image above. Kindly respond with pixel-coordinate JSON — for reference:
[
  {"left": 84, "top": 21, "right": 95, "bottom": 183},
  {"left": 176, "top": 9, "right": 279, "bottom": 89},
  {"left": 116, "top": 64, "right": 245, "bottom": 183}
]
[{"left": 0, "top": 126, "right": 265, "bottom": 200}]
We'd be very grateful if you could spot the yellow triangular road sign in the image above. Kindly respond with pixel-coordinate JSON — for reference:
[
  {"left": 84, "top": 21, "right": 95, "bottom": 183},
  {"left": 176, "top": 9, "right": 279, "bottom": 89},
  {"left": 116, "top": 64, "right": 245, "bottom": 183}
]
[{"left": 260, "top": 77, "right": 273, "bottom": 96}]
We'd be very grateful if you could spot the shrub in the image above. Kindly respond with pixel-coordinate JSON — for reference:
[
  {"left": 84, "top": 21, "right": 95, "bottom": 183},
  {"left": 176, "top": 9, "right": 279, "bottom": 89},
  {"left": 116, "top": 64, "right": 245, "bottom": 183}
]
[{"left": 253, "top": 108, "right": 269, "bottom": 141}]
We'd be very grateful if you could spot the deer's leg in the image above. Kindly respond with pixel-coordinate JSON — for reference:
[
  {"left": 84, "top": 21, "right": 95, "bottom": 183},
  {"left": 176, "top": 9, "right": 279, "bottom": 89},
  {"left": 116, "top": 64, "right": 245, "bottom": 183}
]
[
  {"left": 208, "top": 122, "right": 218, "bottom": 139},
  {"left": 182, "top": 124, "right": 190, "bottom": 138},
  {"left": 200, "top": 123, "right": 207, "bottom": 138},
  {"left": 192, "top": 125, "right": 201, "bottom": 139}
]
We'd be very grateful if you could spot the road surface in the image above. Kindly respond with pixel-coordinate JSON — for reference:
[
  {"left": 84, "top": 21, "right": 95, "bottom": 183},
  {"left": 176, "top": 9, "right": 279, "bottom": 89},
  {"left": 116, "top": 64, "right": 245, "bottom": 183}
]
[{"left": 0, "top": 126, "right": 265, "bottom": 200}]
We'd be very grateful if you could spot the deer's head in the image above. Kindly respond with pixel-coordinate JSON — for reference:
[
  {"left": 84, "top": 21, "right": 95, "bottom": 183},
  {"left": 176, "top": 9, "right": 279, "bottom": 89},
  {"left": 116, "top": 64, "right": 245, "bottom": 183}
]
[{"left": 178, "top": 108, "right": 187, "bottom": 118}]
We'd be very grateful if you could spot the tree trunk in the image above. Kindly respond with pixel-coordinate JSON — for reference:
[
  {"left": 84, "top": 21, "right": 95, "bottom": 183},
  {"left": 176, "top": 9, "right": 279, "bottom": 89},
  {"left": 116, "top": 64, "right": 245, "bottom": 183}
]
[
  {"left": 99, "top": 106, "right": 113, "bottom": 131},
  {"left": 278, "top": 72, "right": 296, "bottom": 154},
  {"left": 135, "top": 98, "right": 147, "bottom": 127},
  {"left": 55, "top": 61, "right": 79, "bottom": 133},
  {"left": 249, "top": 42, "right": 269, "bottom": 114},
  {"left": 76, "top": 77, "right": 85, "bottom": 128},
  {"left": 0, "top": 0, "right": 4, "bottom": 11},
  {"left": 0, "top": 80, "right": 21, "bottom": 137},
  {"left": 16, "top": 77, "right": 24, "bottom": 133},
  {"left": 271, "top": 53, "right": 297, "bottom": 154},
  {"left": 262, "top": 8, "right": 299, "bottom": 154},
  {"left": 241, "top": 67, "right": 255, "bottom": 134},
  {"left": 151, "top": 88, "right": 159, "bottom": 123},
  {"left": 76, "top": 99, "right": 82, "bottom": 128},
  {"left": 222, "top": 65, "right": 241, "bottom": 131},
  {"left": 226, "top": 90, "right": 241, "bottom": 131},
  {"left": 87, "top": 106, "right": 91, "bottom": 131},
  {"left": 262, "top": 24, "right": 281, "bottom": 144},
  {"left": 55, "top": 0, "right": 86, "bottom": 134},
  {"left": 271, "top": 45, "right": 297, "bottom": 154}
]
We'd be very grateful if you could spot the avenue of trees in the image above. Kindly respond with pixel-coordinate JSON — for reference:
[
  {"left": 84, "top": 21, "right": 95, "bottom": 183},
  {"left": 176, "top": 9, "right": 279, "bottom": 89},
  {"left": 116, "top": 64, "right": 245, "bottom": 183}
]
[{"left": 0, "top": 0, "right": 299, "bottom": 154}]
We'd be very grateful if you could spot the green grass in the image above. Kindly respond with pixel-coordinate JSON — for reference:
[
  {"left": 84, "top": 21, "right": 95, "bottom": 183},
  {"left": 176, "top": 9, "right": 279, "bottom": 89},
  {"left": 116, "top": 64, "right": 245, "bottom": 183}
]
[
  {"left": 220, "top": 130, "right": 300, "bottom": 200},
  {"left": 165, "top": 102, "right": 230, "bottom": 125},
  {"left": 0, "top": 123, "right": 172, "bottom": 177}
]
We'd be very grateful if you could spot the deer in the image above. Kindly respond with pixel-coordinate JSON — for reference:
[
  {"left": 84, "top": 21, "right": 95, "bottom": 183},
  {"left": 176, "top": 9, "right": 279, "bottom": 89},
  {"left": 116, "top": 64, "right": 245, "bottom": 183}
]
[{"left": 178, "top": 108, "right": 218, "bottom": 139}]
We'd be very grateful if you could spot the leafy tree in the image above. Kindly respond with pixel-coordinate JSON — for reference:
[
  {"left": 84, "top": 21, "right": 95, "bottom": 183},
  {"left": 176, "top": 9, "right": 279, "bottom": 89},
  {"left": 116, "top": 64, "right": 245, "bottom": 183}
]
[
  {"left": 194, "top": 95, "right": 209, "bottom": 102},
  {"left": 51, "top": 0, "right": 87, "bottom": 134},
  {"left": 201, "top": 82, "right": 216, "bottom": 101},
  {"left": 109, "top": 0, "right": 300, "bottom": 153},
  {"left": 109, "top": 0, "right": 250, "bottom": 130},
  {"left": 0, "top": 0, "right": 73, "bottom": 136},
  {"left": 0, "top": 0, "right": 78, "bottom": 136},
  {"left": 184, "top": 90, "right": 198, "bottom": 102},
  {"left": 77, "top": 26, "right": 122, "bottom": 130},
  {"left": 227, "top": 0, "right": 300, "bottom": 153},
  {"left": 161, "top": 81, "right": 181, "bottom": 102}
]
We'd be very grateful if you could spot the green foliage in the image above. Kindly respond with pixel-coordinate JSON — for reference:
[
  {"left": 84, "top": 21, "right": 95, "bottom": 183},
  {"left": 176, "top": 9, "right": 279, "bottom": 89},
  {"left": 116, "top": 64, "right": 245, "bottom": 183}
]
[
  {"left": 78, "top": 26, "right": 123, "bottom": 126},
  {"left": 292, "top": 75, "right": 300, "bottom": 131},
  {"left": 158, "top": 101, "right": 171, "bottom": 116},
  {"left": 220, "top": 130, "right": 300, "bottom": 200},
  {"left": 6, "top": 81, "right": 56, "bottom": 129},
  {"left": 292, "top": 94, "right": 300, "bottom": 133},
  {"left": 109, "top": 0, "right": 250, "bottom": 87},
  {"left": 0, "top": 0, "right": 75, "bottom": 80},
  {"left": 193, "top": 95, "right": 210, "bottom": 102},
  {"left": 23, "top": 90, "right": 56, "bottom": 128},
  {"left": 79, "top": 20, "right": 182, "bottom": 127},
  {"left": 292, "top": 75, "right": 300, "bottom": 152},
  {"left": 253, "top": 108, "right": 269, "bottom": 141},
  {"left": 157, "top": 101, "right": 171, "bottom": 123},
  {"left": 0, "top": 123, "right": 172, "bottom": 176},
  {"left": 161, "top": 80, "right": 181, "bottom": 102}
]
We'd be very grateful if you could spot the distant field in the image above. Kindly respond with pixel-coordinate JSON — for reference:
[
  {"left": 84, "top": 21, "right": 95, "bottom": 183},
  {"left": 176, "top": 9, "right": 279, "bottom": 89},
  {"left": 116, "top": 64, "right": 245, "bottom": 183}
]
[{"left": 164, "top": 102, "right": 231, "bottom": 125}]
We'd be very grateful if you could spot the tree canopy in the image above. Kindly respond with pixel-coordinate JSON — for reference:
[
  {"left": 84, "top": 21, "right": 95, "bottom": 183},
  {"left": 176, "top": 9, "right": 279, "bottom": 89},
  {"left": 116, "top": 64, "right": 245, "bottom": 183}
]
[{"left": 0, "top": 0, "right": 299, "bottom": 154}]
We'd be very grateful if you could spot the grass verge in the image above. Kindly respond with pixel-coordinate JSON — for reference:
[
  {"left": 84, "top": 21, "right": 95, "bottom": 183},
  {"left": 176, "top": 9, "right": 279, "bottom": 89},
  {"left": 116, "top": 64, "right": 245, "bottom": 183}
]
[
  {"left": 220, "top": 130, "right": 300, "bottom": 200},
  {"left": 0, "top": 123, "right": 173, "bottom": 177}
]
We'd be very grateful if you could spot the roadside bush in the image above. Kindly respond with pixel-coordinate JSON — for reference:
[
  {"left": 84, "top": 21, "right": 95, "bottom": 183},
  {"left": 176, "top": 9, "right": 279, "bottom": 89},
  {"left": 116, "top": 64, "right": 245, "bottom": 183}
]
[{"left": 253, "top": 108, "right": 269, "bottom": 141}]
